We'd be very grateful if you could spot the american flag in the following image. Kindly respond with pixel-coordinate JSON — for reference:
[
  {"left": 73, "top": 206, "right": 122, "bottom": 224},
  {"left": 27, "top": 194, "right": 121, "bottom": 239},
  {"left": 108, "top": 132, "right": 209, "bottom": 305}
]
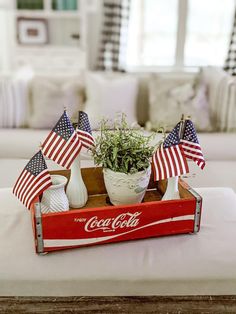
[
  {"left": 76, "top": 111, "right": 95, "bottom": 150},
  {"left": 13, "top": 150, "right": 52, "bottom": 210},
  {"left": 42, "top": 111, "right": 82, "bottom": 169},
  {"left": 152, "top": 144, "right": 189, "bottom": 181},
  {"left": 152, "top": 123, "right": 189, "bottom": 181},
  {"left": 161, "top": 119, "right": 205, "bottom": 169},
  {"left": 180, "top": 119, "right": 206, "bottom": 169}
]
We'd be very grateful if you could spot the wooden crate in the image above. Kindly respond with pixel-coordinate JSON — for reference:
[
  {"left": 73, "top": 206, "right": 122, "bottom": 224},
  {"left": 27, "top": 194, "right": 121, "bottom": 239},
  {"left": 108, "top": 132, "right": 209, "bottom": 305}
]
[{"left": 31, "top": 167, "right": 202, "bottom": 254}]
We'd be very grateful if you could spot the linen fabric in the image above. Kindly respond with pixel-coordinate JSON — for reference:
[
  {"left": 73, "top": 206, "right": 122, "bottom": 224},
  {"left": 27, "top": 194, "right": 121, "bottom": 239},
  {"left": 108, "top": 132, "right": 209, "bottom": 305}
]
[
  {"left": 0, "top": 187, "right": 236, "bottom": 296},
  {"left": 1, "top": 129, "right": 236, "bottom": 161},
  {"left": 28, "top": 76, "right": 84, "bottom": 129},
  {"left": 0, "top": 129, "right": 50, "bottom": 159},
  {"left": 96, "top": 0, "right": 131, "bottom": 71},
  {"left": 227, "top": 83, "right": 236, "bottom": 131},
  {"left": 2, "top": 158, "right": 236, "bottom": 193},
  {"left": 148, "top": 74, "right": 212, "bottom": 132},
  {"left": 202, "top": 66, "right": 236, "bottom": 132},
  {"left": 185, "top": 160, "right": 236, "bottom": 192},
  {"left": 0, "top": 77, "right": 28, "bottom": 128},
  {"left": 84, "top": 72, "right": 138, "bottom": 129},
  {"left": 0, "top": 158, "right": 65, "bottom": 189}
]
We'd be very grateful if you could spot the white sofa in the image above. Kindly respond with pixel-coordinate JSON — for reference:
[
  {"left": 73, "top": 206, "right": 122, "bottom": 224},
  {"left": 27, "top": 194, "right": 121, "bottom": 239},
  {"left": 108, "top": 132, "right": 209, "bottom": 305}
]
[
  {"left": 0, "top": 67, "right": 236, "bottom": 191},
  {"left": 1, "top": 129, "right": 236, "bottom": 191}
]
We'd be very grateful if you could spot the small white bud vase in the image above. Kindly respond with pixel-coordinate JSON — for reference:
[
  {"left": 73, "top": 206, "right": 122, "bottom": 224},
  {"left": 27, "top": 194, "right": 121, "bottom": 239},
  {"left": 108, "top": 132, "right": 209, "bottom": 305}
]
[
  {"left": 162, "top": 176, "right": 180, "bottom": 201},
  {"left": 103, "top": 165, "right": 151, "bottom": 206},
  {"left": 41, "top": 175, "right": 69, "bottom": 214},
  {"left": 66, "top": 155, "right": 88, "bottom": 208}
]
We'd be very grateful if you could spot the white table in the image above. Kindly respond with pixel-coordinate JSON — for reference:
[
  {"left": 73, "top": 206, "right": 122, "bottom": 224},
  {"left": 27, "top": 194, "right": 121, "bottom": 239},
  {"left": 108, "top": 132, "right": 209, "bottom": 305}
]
[{"left": 0, "top": 187, "right": 236, "bottom": 296}]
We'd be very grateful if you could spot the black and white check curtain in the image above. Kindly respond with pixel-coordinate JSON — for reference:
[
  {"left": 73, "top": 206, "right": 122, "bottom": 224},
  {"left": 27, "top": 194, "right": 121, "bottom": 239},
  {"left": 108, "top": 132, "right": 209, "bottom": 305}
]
[
  {"left": 224, "top": 8, "right": 236, "bottom": 76},
  {"left": 96, "top": 0, "right": 130, "bottom": 72}
]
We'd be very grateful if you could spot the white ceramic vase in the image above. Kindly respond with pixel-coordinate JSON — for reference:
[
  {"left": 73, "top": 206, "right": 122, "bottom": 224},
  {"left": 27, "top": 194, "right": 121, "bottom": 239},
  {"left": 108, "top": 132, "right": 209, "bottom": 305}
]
[
  {"left": 103, "top": 165, "right": 151, "bottom": 206},
  {"left": 66, "top": 155, "right": 88, "bottom": 208},
  {"left": 162, "top": 176, "right": 180, "bottom": 201},
  {"left": 41, "top": 175, "right": 69, "bottom": 214}
]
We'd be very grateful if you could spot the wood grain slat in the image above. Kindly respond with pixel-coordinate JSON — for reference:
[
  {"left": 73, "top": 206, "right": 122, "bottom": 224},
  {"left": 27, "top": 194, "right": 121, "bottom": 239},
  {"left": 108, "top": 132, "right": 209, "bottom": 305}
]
[
  {"left": 49, "top": 167, "right": 195, "bottom": 201},
  {"left": 49, "top": 167, "right": 165, "bottom": 210},
  {"left": 0, "top": 296, "right": 236, "bottom": 313},
  {"left": 68, "top": 189, "right": 163, "bottom": 210},
  {"left": 50, "top": 167, "right": 107, "bottom": 195}
]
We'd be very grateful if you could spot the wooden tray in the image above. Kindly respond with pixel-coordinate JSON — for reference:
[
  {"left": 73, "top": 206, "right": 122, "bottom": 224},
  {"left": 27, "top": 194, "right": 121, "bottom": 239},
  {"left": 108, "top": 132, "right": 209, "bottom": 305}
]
[{"left": 31, "top": 167, "right": 202, "bottom": 254}]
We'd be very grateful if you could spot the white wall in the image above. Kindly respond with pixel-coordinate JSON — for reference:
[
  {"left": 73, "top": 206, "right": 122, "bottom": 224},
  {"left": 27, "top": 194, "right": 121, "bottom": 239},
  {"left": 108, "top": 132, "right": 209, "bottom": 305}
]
[
  {"left": 0, "top": 10, "right": 14, "bottom": 73},
  {"left": 86, "top": 0, "right": 103, "bottom": 69}
]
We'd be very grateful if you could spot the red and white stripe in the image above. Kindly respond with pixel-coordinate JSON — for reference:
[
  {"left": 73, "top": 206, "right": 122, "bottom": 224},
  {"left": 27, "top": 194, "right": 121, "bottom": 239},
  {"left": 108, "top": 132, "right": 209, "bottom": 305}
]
[
  {"left": 13, "top": 169, "right": 51, "bottom": 209},
  {"left": 180, "top": 139, "right": 206, "bottom": 170},
  {"left": 152, "top": 144, "right": 189, "bottom": 181},
  {"left": 77, "top": 129, "right": 95, "bottom": 150},
  {"left": 42, "top": 130, "right": 82, "bottom": 169}
]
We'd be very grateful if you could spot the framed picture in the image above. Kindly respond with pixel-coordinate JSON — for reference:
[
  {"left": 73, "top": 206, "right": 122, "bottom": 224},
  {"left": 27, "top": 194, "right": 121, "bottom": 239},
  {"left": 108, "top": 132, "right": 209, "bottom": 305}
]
[{"left": 17, "top": 18, "right": 48, "bottom": 45}]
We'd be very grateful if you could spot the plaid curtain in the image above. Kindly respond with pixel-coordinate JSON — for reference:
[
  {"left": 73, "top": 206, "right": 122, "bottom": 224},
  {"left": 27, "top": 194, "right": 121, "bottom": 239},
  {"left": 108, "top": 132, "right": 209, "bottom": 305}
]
[
  {"left": 224, "top": 8, "right": 236, "bottom": 76},
  {"left": 96, "top": 0, "right": 130, "bottom": 72}
]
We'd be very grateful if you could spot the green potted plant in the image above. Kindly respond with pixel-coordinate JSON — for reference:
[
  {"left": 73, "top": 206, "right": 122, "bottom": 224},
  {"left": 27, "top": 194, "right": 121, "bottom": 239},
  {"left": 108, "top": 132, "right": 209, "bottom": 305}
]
[{"left": 92, "top": 115, "right": 155, "bottom": 205}]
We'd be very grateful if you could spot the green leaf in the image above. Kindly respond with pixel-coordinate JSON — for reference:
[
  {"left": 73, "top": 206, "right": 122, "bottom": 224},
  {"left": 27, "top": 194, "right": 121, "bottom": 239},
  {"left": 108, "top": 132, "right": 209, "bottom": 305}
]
[
  {"left": 91, "top": 114, "right": 155, "bottom": 173},
  {"left": 112, "top": 147, "right": 118, "bottom": 161}
]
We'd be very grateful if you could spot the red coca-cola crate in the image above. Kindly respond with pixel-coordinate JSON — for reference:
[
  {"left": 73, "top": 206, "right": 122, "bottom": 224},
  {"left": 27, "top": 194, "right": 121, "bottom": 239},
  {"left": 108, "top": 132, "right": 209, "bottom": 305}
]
[{"left": 31, "top": 167, "right": 202, "bottom": 254}]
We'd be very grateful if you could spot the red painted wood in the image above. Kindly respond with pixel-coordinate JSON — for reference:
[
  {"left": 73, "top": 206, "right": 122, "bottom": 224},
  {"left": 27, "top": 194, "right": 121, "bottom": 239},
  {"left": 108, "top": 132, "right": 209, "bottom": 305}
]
[
  {"left": 31, "top": 195, "right": 199, "bottom": 253},
  {"left": 29, "top": 170, "right": 201, "bottom": 254}
]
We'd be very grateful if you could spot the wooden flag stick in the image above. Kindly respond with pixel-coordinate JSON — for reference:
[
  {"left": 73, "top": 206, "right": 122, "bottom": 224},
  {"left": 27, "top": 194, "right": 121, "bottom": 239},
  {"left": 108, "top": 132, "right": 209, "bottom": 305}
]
[
  {"left": 162, "top": 114, "right": 186, "bottom": 201},
  {"left": 179, "top": 114, "right": 187, "bottom": 140}
]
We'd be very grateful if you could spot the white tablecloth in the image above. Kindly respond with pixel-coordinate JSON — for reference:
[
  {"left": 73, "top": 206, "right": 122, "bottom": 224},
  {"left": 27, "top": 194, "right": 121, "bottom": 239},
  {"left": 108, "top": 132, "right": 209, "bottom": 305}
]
[{"left": 0, "top": 187, "right": 236, "bottom": 296}]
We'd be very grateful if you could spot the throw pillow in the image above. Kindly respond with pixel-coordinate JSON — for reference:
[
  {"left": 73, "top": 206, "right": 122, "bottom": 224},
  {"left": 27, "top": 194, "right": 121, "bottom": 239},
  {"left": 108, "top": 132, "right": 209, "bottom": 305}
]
[
  {"left": 84, "top": 72, "right": 138, "bottom": 129},
  {"left": 28, "top": 77, "right": 84, "bottom": 129},
  {"left": 0, "top": 77, "right": 28, "bottom": 128},
  {"left": 148, "top": 74, "right": 212, "bottom": 132}
]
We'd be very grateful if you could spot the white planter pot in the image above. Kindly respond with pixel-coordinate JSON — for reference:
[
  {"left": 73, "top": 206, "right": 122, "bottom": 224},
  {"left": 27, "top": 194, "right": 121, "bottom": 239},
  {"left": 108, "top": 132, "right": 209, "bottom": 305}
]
[
  {"left": 41, "top": 175, "right": 69, "bottom": 214},
  {"left": 66, "top": 155, "right": 88, "bottom": 208},
  {"left": 103, "top": 165, "right": 151, "bottom": 206}
]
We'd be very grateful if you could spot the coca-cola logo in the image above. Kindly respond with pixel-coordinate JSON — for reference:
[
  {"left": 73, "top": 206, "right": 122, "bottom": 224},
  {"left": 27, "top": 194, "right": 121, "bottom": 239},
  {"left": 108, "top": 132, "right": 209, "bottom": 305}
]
[{"left": 85, "top": 212, "right": 141, "bottom": 232}]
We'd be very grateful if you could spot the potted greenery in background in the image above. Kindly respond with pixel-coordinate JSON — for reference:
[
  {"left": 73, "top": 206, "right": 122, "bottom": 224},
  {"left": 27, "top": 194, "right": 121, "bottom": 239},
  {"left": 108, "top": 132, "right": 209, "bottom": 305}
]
[{"left": 92, "top": 115, "right": 155, "bottom": 205}]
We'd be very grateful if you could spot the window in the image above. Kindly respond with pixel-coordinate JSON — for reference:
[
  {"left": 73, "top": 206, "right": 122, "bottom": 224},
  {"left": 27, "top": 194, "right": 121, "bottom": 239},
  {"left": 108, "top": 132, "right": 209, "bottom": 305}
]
[{"left": 126, "top": 0, "right": 235, "bottom": 69}]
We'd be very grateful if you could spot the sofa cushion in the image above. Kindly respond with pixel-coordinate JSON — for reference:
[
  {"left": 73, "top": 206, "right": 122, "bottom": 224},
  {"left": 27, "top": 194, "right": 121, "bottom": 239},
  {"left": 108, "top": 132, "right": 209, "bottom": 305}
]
[
  {"left": 202, "top": 67, "right": 236, "bottom": 132},
  {"left": 197, "top": 132, "right": 236, "bottom": 161},
  {"left": 148, "top": 73, "right": 212, "bottom": 132},
  {"left": 0, "top": 129, "right": 50, "bottom": 159},
  {"left": 28, "top": 76, "right": 84, "bottom": 129},
  {"left": 0, "top": 77, "right": 29, "bottom": 128},
  {"left": 84, "top": 72, "right": 139, "bottom": 129},
  {"left": 184, "top": 160, "right": 236, "bottom": 192},
  {"left": 0, "top": 158, "right": 63, "bottom": 188},
  {"left": 0, "top": 130, "right": 236, "bottom": 161},
  {"left": 1, "top": 158, "right": 236, "bottom": 193}
]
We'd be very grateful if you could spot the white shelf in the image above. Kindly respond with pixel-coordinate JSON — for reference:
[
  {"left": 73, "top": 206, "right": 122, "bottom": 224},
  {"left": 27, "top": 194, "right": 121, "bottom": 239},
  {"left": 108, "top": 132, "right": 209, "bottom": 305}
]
[
  {"left": 15, "top": 44, "right": 83, "bottom": 51},
  {"left": 11, "top": 0, "right": 88, "bottom": 72},
  {"left": 15, "top": 10, "right": 81, "bottom": 19}
]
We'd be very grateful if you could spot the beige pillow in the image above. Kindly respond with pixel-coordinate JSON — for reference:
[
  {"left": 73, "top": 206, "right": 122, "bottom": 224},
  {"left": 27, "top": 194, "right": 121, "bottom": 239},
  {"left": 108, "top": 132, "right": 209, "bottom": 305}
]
[
  {"left": 148, "top": 74, "right": 212, "bottom": 132},
  {"left": 28, "top": 77, "right": 84, "bottom": 129}
]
